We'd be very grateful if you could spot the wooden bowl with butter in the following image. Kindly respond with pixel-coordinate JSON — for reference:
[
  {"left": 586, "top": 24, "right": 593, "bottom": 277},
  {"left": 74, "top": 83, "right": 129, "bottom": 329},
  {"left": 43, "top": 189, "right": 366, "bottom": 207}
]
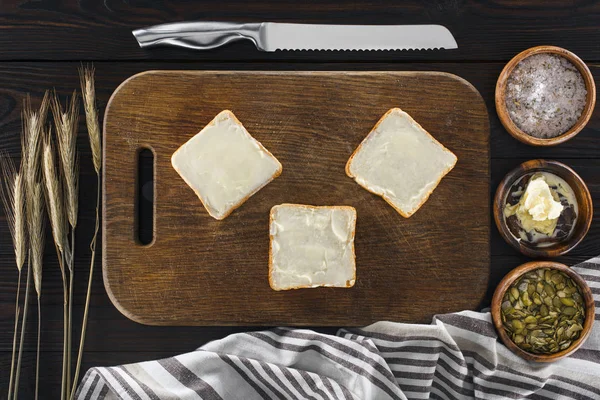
[
  {"left": 494, "top": 160, "right": 592, "bottom": 258},
  {"left": 495, "top": 46, "right": 596, "bottom": 146},
  {"left": 491, "top": 261, "right": 595, "bottom": 362}
]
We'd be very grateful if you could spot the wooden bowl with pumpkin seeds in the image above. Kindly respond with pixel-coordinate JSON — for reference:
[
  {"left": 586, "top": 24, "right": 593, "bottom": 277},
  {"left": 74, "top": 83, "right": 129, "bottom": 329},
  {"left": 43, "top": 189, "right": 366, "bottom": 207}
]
[{"left": 491, "top": 261, "right": 594, "bottom": 362}]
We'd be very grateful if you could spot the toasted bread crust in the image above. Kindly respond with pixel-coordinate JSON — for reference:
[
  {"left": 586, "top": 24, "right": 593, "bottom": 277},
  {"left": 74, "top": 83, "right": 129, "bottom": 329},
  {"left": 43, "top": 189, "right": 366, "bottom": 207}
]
[
  {"left": 345, "top": 108, "right": 457, "bottom": 218},
  {"left": 268, "top": 204, "right": 357, "bottom": 291},
  {"left": 171, "top": 110, "right": 283, "bottom": 220}
]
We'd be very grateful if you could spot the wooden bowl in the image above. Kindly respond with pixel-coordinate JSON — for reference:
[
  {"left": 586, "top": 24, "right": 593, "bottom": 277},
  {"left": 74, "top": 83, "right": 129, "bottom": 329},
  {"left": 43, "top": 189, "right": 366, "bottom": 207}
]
[
  {"left": 495, "top": 46, "right": 596, "bottom": 146},
  {"left": 494, "top": 160, "right": 592, "bottom": 258},
  {"left": 491, "top": 261, "right": 595, "bottom": 362}
]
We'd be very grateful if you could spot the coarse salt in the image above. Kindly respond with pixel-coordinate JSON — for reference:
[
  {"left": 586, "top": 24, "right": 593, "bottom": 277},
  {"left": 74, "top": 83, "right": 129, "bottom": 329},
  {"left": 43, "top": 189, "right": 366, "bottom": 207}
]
[{"left": 505, "top": 53, "right": 587, "bottom": 139}]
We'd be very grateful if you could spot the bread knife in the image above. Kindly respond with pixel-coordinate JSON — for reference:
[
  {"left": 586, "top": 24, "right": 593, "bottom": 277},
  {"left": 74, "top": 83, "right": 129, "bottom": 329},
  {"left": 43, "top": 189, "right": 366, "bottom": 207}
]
[{"left": 132, "top": 22, "right": 457, "bottom": 52}]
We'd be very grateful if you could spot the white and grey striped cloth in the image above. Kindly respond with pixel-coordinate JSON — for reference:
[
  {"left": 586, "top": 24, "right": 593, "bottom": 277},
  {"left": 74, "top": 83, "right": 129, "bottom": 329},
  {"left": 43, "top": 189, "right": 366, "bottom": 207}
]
[{"left": 77, "top": 257, "right": 600, "bottom": 400}]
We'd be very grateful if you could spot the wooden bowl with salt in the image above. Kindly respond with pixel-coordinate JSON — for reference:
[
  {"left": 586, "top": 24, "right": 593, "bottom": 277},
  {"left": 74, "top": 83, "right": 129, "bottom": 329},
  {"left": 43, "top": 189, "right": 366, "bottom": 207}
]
[{"left": 495, "top": 46, "right": 596, "bottom": 146}]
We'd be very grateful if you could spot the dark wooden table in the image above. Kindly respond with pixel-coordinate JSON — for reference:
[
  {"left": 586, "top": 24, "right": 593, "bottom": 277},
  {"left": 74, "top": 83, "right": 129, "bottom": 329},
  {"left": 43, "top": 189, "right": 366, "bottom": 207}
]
[{"left": 0, "top": 1, "right": 598, "bottom": 398}]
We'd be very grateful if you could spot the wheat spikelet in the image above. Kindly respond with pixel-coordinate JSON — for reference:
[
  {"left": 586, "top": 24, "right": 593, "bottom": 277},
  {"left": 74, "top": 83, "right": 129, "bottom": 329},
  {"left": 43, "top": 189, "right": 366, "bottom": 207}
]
[
  {"left": 79, "top": 65, "right": 101, "bottom": 174},
  {"left": 23, "top": 92, "right": 50, "bottom": 196},
  {"left": 42, "top": 132, "right": 68, "bottom": 258},
  {"left": 28, "top": 182, "right": 45, "bottom": 298},
  {"left": 51, "top": 90, "right": 79, "bottom": 229},
  {"left": 13, "top": 172, "right": 26, "bottom": 270},
  {"left": 0, "top": 153, "right": 26, "bottom": 271}
]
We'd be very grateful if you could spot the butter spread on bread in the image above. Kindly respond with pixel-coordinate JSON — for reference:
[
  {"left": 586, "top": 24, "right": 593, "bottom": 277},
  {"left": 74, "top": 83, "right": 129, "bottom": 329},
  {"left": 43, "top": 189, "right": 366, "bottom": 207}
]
[
  {"left": 171, "top": 110, "right": 282, "bottom": 220},
  {"left": 269, "top": 204, "right": 356, "bottom": 291},
  {"left": 346, "top": 108, "right": 457, "bottom": 218}
]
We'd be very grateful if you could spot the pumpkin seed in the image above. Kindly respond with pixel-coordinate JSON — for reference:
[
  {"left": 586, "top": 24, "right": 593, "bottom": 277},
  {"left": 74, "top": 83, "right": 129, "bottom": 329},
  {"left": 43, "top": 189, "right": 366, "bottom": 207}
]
[
  {"left": 564, "top": 286, "right": 577, "bottom": 295},
  {"left": 551, "top": 273, "right": 564, "bottom": 285},
  {"left": 536, "top": 282, "right": 544, "bottom": 294},
  {"left": 500, "top": 268, "right": 585, "bottom": 355},
  {"left": 513, "top": 334, "right": 525, "bottom": 344},
  {"left": 522, "top": 292, "right": 532, "bottom": 306},
  {"left": 566, "top": 324, "right": 583, "bottom": 337},
  {"left": 560, "top": 298, "right": 575, "bottom": 306},
  {"left": 553, "top": 297, "right": 562, "bottom": 308},
  {"left": 512, "top": 320, "right": 524, "bottom": 330},
  {"left": 562, "top": 307, "right": 577, "bottom": 316},
  {"left": 510, "top": 287, "right": 520, "bottom": 300}
]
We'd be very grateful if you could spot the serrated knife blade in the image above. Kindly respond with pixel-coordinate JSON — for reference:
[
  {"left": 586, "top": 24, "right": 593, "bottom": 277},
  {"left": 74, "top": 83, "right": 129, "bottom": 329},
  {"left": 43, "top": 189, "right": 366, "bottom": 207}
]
[{"left": 133, "top": 22, "right": 458, "bottom": 52}]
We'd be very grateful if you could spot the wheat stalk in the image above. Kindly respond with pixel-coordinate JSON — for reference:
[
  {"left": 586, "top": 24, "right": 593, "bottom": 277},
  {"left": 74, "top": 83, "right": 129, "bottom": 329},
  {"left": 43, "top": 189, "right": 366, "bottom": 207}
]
[
  {"left": 28, "top": 182, "right": 45, "bottom": 400},
  {"left": 42, "top": 129, "right": 71, "bottom": 400},
  {"left": 26, "top": 119, "right": 46, "bottom": 400},
  {"left": 14, "top": 92, "right": 49, "bottom": 400},
  {"left": 71, "top": 65, "right": 102, "bottom": 398},
  {"left": 13, "top": 259, "right": 30, "bottom": 400},
  {"left": 7, "top": 303, "right": 20, "bottom": 400},
  {"left": 0, "top": 153, "right": 26, "bottom": 400},
  {"left": 52, "top": 90, "right": 80, "bottom": 398}
]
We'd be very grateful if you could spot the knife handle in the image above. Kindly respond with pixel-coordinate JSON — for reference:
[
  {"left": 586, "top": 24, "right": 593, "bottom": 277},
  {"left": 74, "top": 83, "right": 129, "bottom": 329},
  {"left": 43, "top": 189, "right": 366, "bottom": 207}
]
[{"left": 133, "top": 22, "right": 264, "bottom": 51}]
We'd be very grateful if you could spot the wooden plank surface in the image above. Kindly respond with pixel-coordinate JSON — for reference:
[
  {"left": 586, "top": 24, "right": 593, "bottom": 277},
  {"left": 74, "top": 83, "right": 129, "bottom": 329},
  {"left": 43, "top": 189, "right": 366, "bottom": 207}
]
[
  {"left": 0, "top": 0, "right": 599, "bottom": 396},
  {"left": 0, "top": 62, "right": 598, "bottom": 398},
  {"left": 103, "top": 71, "right": 489, "bottom": 325}
]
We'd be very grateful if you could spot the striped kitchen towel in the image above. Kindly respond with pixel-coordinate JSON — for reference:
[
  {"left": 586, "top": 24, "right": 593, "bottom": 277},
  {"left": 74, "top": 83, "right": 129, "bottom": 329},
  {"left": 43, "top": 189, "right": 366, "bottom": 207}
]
[{"left": 76, "top": 257, "right": 600, "bottom": 400}]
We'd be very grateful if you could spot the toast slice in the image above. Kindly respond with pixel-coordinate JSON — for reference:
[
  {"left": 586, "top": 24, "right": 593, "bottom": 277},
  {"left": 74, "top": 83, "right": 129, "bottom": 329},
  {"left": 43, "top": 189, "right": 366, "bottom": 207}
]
[
  {"left": 346, "top": 108, "right": 457, "bottom": 218},
  {"left": 269, "top": 204, "right": 357, "bottom": 291},
  {"left": 171, "top": 110, "right": 282, "bottom": 220}
]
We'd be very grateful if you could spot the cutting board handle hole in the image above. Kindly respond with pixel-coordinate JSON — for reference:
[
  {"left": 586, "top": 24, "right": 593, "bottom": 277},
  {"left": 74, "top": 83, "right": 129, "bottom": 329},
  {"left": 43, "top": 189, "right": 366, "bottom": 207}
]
[{"left": 137, "top": 147, "right": 154, "bottom": 246}]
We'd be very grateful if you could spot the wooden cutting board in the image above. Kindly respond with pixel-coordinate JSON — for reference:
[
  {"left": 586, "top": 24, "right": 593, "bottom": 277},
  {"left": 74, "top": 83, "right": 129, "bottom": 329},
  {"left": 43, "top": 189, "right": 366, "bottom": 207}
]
[{"left": 103, "top": 71, "right": 490, "bottom": 326}]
